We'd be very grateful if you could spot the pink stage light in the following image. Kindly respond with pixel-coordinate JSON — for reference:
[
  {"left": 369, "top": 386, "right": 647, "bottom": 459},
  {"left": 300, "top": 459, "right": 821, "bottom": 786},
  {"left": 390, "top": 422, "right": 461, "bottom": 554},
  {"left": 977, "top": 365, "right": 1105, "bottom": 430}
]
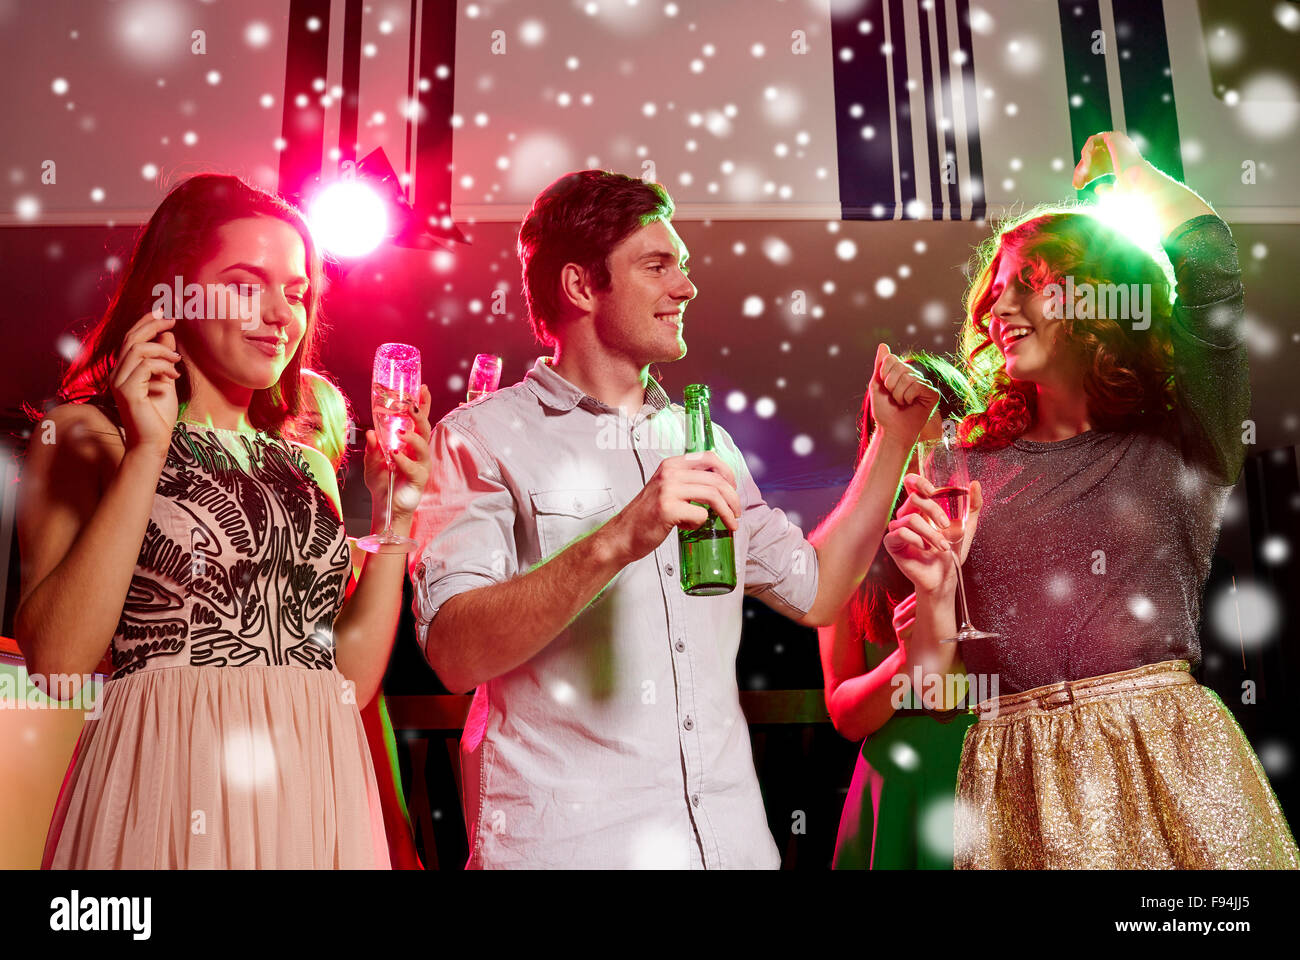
[{"left": 308, "top": 180, "right": 389, "bottom": 258}]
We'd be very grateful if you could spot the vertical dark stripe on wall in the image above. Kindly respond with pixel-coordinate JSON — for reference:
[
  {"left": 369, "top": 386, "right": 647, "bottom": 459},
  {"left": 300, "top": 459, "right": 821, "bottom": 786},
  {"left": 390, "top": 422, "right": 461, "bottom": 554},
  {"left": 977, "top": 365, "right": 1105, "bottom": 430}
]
[
  {"left": 916, "top": 1, "right": 944, "bottom": 219},
  {"left": 1110, "top": 0, "right": 1184, "bottom": 181},
  {"left": 887, "top": 0, "right": 918, "bottom": 218},
  {"left": 954, "top": 0, "right": 984, "bottom": 220},
  {"left": 829, "top": 1, "right": 897, "bottom": 220},
  {"left": 1056, "top": 0, "right": 1113, "bottom": 198},
  {"left": 278, "top": 0, "right": 333, "bottom": 204},
  {"left": 403, "top": 0, "right": 419, "bottom": 198},
  {"left": 338, "top": 0, "right": 365, "bottom": 166},
  {"left": 414, "top": 0, "right": 458, "bottom": 223},
  {"left": 932, "top": 0, "right": 962, "bottom": 219}
]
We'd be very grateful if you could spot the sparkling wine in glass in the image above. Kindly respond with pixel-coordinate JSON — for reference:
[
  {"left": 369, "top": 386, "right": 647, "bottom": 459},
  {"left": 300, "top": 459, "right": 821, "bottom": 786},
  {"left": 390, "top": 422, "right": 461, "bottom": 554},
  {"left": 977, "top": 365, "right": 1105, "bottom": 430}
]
[
  {"left": 916, "top": 429, "right": 999, "bottom": 644},
  {"left": 930, "top": 485, "right": 969, "bottom": 543},
  {"left": 465, "top": 353, "right": 502, "bottom": 404},
  {"left": 357, "top": 343, "right": 421, "bottom": 554}
]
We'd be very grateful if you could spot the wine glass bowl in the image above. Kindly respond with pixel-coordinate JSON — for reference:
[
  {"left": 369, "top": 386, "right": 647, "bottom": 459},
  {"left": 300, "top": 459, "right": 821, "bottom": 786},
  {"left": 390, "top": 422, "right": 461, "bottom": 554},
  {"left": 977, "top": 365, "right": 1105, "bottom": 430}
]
[
  {"left": 467, "top": 353, "right": 502, "bottom": 403},
  {"left": 373, "top": 383, "right": 417, "bottom": 458},
  {"left": 929, "top": 485, "right": 970, "bottom": 544},
  {"left": 915, "top": 432, "right": 999, "bottom": 644}
]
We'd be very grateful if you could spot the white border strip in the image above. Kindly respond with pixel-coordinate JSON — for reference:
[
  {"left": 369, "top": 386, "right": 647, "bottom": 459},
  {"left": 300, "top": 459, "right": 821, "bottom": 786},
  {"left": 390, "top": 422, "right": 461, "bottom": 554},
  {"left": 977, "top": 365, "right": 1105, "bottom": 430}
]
[{"left": 1098, "top": 0, "right": 1129, "bottom": 134}]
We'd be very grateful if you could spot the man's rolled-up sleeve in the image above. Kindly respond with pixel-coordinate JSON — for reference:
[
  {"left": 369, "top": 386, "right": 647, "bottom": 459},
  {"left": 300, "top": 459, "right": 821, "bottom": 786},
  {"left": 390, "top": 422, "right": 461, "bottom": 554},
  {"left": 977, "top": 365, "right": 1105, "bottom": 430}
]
[
  {"left": 713, "top": 426, "right": 820, "bottom": 621},
  {"left": 408, "top": 419, "right": 518, "bottom": 660}
]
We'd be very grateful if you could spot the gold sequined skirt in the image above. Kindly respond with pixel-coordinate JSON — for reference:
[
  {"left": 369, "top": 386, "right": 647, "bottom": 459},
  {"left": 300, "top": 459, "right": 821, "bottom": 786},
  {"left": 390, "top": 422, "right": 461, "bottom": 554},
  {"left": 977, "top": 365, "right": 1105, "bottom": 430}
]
[{"left": 954, "top": 660, "right": 1299, "bottom": 869}]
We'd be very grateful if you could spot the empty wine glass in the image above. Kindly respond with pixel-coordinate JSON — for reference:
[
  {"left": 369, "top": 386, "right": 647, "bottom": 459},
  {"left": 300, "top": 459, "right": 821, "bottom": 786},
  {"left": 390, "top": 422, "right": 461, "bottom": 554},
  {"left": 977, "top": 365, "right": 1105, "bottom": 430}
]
[
  {"left": 357, "top": 342, "right": 421, "bottom": 554},
  {"left": 916, "top": 425, "right": 999, "bottom": 644}
]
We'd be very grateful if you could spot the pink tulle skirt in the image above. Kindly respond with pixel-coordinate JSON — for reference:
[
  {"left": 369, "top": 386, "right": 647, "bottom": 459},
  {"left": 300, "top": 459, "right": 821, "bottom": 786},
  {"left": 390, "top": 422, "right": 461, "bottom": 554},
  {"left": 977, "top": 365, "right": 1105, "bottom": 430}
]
[{"left": 42, "top": 664, "right": 390, "bottom": 869}]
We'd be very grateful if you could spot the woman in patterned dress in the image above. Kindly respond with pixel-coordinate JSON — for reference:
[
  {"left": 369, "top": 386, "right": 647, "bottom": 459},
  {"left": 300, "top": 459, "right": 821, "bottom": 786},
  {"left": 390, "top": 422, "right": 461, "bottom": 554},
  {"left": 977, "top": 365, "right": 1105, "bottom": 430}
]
[{"left": 15, "top": 174, "right": 432, "bottom": 868}]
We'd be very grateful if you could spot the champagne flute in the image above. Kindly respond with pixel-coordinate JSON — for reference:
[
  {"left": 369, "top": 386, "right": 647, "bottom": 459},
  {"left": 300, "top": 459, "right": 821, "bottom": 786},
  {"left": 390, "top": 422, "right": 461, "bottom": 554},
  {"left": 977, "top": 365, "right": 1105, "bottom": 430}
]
[
  {"left": 916, "top": 426, "right": 999, "bottom": 643},
  {"left": 357, "top": 342, "right": 421, "bottom": 554},
  {"left": 465, "top": 353, "right": 502, "bottom": 404}
]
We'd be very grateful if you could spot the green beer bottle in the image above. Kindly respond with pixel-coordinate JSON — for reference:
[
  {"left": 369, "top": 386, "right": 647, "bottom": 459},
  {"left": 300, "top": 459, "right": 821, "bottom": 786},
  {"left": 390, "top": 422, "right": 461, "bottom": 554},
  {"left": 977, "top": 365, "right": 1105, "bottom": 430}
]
[{"left": 678, "top": 384, "right": 737, "bottom": 596}]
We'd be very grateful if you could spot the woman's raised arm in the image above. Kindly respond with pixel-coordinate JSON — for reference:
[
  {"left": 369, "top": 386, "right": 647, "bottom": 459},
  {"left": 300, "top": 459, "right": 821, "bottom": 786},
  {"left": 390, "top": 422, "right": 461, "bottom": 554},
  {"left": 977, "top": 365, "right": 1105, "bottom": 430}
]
[{"left": 16, "top": 309, "right": 181, "bottom": 694}]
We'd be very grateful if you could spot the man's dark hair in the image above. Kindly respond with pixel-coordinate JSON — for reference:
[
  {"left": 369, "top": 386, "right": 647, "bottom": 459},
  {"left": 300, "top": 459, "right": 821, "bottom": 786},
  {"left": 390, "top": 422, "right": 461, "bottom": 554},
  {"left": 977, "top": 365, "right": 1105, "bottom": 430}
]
[{"left": 517, "top": 170, "right": 674, "bottom": 347}]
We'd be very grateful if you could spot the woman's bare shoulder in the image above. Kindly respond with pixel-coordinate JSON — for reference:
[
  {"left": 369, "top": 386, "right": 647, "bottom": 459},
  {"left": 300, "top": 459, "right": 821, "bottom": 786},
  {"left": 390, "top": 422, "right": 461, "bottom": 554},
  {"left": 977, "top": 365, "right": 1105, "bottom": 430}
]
[
  {"left": 287, "top": 436, "right": 330, "bottom": 475},
  {"left": 29, "top": 402, "right": 126, "bottom": 474}
]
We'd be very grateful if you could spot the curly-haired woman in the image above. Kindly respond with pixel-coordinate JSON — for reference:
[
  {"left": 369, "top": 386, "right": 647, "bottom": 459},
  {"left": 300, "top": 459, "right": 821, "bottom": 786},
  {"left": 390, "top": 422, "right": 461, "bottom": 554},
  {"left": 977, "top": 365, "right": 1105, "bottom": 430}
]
[{"left": 883, "top": 132, "right": 1298, "bottom": 868}]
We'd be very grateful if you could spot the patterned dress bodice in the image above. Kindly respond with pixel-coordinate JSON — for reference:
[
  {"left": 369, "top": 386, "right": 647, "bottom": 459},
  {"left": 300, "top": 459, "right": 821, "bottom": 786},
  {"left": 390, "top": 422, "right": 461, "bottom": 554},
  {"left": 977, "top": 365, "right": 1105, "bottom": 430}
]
[{"left": 110, "top": 422, "right": 351, "bottom": 680}]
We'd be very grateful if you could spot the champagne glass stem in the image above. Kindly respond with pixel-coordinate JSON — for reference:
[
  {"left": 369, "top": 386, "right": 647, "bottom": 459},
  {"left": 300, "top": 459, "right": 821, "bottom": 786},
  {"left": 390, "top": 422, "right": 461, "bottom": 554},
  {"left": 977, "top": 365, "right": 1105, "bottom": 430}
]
[
  {"left": 952, "top": 549, "right": 974, "bottom": 630},
  {"left": 383, "top": 461, "right": 396, "bottom": 536}
]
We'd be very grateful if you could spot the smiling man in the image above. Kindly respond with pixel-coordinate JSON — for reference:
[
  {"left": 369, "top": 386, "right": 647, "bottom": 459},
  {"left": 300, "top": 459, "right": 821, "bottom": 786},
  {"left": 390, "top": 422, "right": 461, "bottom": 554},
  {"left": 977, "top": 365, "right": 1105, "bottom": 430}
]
[{"left": 409, "top": 170, "right": 938, "bottom": 869}]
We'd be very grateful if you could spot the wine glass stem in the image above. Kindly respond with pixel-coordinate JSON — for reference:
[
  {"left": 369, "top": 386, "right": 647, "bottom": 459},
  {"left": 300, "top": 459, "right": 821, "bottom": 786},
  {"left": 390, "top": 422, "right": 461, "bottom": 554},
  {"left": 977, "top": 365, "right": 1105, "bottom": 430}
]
[
  {"left": 383, "top": 461, "right": 396, "bottom": 535},
  {"left": 952, "top": 549, "right": 974, "bottom": 630}
]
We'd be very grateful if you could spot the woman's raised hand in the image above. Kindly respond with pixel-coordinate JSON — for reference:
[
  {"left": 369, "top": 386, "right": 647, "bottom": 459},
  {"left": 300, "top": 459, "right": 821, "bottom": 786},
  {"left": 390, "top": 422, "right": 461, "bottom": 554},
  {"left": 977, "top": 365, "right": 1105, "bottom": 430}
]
[
  {"left": 891, "top": 591, "right": 918, "bottom": 654},
  {"left": 869, "top": 343, "right": 940, "bottom": 446},
  {"left": 110, "top": 308, "right": 181, "bottom": 454},
  {"left": 1071, "top": 130, "right": 1156, "bottom": 195},
  {"left": 1071, "top": 130, "right": 1215, "bottom": 236}
]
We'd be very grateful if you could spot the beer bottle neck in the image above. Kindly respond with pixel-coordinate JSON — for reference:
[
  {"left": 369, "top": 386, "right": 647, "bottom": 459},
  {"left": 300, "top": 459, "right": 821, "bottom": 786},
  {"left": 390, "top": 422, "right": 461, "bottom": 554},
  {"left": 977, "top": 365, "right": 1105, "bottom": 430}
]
[{"left": 684, "top": 400, "right": 715, "bottom": 453}]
